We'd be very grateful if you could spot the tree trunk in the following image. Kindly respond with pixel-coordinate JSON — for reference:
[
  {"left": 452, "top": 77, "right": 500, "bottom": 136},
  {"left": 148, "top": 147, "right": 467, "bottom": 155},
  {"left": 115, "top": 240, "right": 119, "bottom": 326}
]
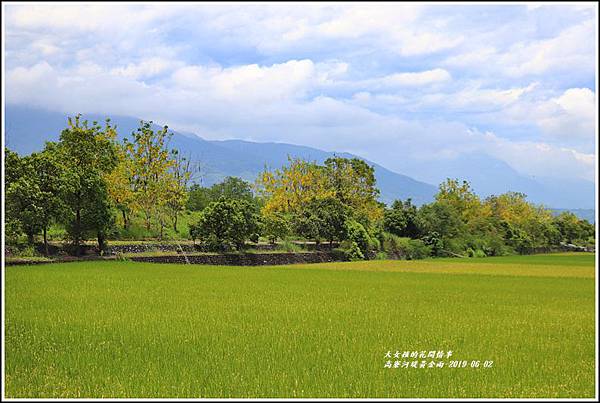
[
  {"left": 27, "top": 231, "right": 34, "bottom": 245},
  {"left": 43, "top": 228, "right": 49, "bottom": 256},
  {"left": 173, "top": 214, "right": 178, "bottom": 232},
  {"left": 75, "top": 209, "right": 82, "bottom": 256},
  {"left": 97, "top": 232, "right": 106, "bottom": 255},
  {"left": 122, "top": 209, "right": 128, "bottom": 230}
]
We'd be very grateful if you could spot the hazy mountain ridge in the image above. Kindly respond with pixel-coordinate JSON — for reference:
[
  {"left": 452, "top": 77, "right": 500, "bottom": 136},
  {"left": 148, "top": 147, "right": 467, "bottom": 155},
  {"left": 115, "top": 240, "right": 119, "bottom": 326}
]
[
  {"left": 4, "top": 105, "right": 437, "bottom": 205},
  {"left": 4, "top": 105, "right": 595, "bottom": 216}
]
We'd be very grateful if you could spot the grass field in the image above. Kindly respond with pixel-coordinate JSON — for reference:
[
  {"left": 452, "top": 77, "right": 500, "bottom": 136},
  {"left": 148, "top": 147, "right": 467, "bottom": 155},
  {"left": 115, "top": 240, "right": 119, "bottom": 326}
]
[{"left": 4, "top": 253, "right": 596, "bottom": 398}]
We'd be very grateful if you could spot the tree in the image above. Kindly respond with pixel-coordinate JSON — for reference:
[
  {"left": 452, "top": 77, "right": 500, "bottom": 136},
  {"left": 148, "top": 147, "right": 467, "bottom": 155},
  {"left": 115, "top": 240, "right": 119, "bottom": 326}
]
[
  {"left": 190, "top": 198, "right": 260, "bottom": 251},
  {"left": 105, "top": 142, "right": 136, "bottom": 229},
  {"left": 5, "top": 147, "right": 25, "bottom": 187},
  {"left": 485, "top": 192, "right": 558, "bottom": 251},
  {"left": 553, "top": 212, "right": 592, "bottom": 244},
  {"left": 5, "top": 166, "right": 44, "bottom": 244},
  {"left": 417, "top": 202, "right": 463, "bottom": 240},
  {"left": 125, "top": 121, "right": 175, "bottom": 231},
  {"left": 324, "top": 156, "right": 383, "bottom": 226},
  {"left": 257, "top": 156, "right": 333, "bottom": 215},
  {"left": 435, "top": 178, "right": 482, "bottom": 223},
  {"left": 165, "top": 149, "right": 192, "bottom": 232},
  {"left": 57, "top": 115, "right": 118, "bottom": 254},
  {"left": 29, "top": 146, "right": 65, "bottom": 254},
  {"left": 186, "top": 177, "right": 257, "bottom": 213},
  {"left": 187, "top": 183, "right": 212, "bottom": 211},
  {"left": 261, "top": 212, "right": 292, "bottom": 244},
  {"left": 211, "top": 176, "right": 255, "bottom": 201},
  {"left": 384, "top": 198, "right": 420, "bottom": 238},
  {"left": 345, "top": 219, "right": 371, "bottom": 258},
  {"left": 293, "top": 197, "right": 350, "bottom": 245}
]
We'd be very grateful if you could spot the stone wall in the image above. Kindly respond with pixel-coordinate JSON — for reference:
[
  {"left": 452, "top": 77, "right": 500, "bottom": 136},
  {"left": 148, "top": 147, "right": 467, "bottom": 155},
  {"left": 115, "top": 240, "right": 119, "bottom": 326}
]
[{"left": 129, "top": 251, "right": 346, "bottom": 266}]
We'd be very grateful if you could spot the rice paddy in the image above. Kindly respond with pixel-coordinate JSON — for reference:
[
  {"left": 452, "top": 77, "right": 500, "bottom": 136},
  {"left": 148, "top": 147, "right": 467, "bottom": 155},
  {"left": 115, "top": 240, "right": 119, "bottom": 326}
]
[{"left": 4, "top": 253, "right": 596, "bottom": 398}]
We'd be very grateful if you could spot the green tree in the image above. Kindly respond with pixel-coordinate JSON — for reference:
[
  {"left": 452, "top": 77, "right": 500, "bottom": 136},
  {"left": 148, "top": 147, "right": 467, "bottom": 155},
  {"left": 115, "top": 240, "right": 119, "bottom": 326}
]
[
  {"left": 293, "top": 197, "right": 350, "bottom": 245},
  {"left": 5, "top": 165, "right": 44, "bottom": 244},
  {"left": 417, "top": 202, "right": 463, "bottom": 240},
  {"left": 190, "top": 198, "right": 260, "bottom": 251},
  {"left": 262, "top": 212, "right": 292, "bottom": 244},
  {"left": 166, "top": 150, "right": 192, "bottom": 232},
  {"left": 345, "top": 219, "right": 371, "bottom": 258},
  {"left": 436, "top": 178, "right": 482, "bottom": 223},
  {"left": 186, "top": 183, "right": 212, "bottom": 211},
  {"left": 125, "top": 121, "right": 174, "bottom": 232},
  {"left": 57, "top": 115, "right": 118, "bottom": 254},
  {"left": 29, "top": 146, "right": 65, "bottom": 254},
  {"left": 211, "top": 176, "right": 255, "bottom": 201},
  {"left": 384, "top": 198, "right": 420, "bottom": 238},
  {"left": 324, "top": 156, "right": 383, "bottom": 226},
  {"left": 553, "top": 212, "right": 592, "bottom": 244}
]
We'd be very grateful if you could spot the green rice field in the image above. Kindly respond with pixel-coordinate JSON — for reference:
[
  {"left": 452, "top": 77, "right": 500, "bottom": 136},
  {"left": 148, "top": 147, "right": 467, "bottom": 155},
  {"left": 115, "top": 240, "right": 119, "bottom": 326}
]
[{"left": 4, "top": 253, "right": 596, "bottom": 398}]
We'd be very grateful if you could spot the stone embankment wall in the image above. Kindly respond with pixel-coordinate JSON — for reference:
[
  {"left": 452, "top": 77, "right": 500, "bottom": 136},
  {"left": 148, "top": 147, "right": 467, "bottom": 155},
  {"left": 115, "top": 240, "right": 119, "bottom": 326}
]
[
  {"left": 5, "top": 250, "right": 347, "bottom": 266},
  {"left": 129, "top": 251, "right": 346, "bottom": 266}
]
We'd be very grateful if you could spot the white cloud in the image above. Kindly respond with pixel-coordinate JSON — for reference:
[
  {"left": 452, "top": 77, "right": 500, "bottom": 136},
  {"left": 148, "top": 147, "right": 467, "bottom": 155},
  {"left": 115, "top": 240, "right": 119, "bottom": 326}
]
[
  {"left": 535, "top": 88, "right": 596, "bottom": 143},
  {"left": 3, "top": 3, "right": 597, "bottom": 186},
  {"left": 110, "top": 58, "right": 183, "bottom": 80},
  {"left": 444, "top": 18, "right": 596, "bottom": 79}
]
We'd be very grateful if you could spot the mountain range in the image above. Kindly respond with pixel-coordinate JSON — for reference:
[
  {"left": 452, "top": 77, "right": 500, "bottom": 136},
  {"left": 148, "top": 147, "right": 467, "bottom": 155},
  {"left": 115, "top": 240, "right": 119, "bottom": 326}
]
[{"left": 4, "top": 105, "right": 596, "bottom": 220}]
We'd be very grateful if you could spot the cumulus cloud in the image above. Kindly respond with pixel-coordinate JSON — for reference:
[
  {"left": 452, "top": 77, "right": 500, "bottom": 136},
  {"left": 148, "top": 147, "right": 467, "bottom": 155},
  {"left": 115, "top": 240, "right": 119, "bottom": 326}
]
[{"left": 3, "top": 3, "right": 597, "bottom": 184}]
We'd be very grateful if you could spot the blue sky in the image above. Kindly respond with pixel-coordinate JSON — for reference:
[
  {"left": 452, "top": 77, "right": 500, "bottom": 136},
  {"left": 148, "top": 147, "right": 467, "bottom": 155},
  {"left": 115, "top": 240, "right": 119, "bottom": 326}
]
[{"left": 3, "top": 2, "right": 597, "bottom": 183}]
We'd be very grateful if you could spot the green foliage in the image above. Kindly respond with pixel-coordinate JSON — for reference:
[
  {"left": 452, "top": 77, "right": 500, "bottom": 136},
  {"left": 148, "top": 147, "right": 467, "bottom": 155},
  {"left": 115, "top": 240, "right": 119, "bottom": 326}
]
[
  {"left": 323, "top": 156, "right": 383, "bottom": 225},
  {"left": 418, "top": 202, "right": 463, "bottom": 240},
  {"left": 337, "top": 240, "right": 365, "bottom": 261},
  {"left": 262, "top": 212, "right": 292, "bottom": 244},
  {"left": 186, "top": 184, "right": 212, "bottom": 211},
  {"left": 384, "top": 198, "right": 420, "bottom": 238},
  {"left": 420, "top": 231, "right": 444, "bottom": 256},
  {"left": 278, "top": 240, "right": 303, "bottom": 253},
  {"left": 190, "top": 198, "right": 260, "bottom": 251},
  {"left": 382, "top": 233, "right": 431, "bottom": 260},
  {"left": 56, "top": 116, "right": 118, "bottom": 253},
  {"left": 553, "top": 212, "right": 594, "bottom": 244},
  {"left": 374, "top": 251, "right": 388, "bottom": 260},
  {"left": 188, "top": 177, "right": 257, "bottom": 212},
  {"left": 293, "top": 197, "right": 350, "bottom": 244},
  {"left": 5, "top": 146, "right": 65, "bottom": 253},
  {"left": 345, "top": 220, "right": 372, "bottom": 258}
]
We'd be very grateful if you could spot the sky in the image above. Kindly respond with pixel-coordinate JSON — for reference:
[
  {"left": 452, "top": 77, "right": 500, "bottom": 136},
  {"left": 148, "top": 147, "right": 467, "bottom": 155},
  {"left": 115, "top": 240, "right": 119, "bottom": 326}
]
[{"left": 3, "top": 2, "right": 598, "bottom": 183}]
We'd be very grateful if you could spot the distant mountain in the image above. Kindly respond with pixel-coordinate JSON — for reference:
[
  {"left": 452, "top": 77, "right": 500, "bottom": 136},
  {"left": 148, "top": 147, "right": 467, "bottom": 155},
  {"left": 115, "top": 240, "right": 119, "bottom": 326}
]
[
  {"left": 4, "top": 104, "right": 595, "bottom": 212},
  {"left": 4, "top": 105, "right": 437, "bottom": 205},
  {"left": 412, "top": 153, "right": 596, "bottom": 210},
  {"left": 550, "top": 209, "right": 596, "bottom": 224}
]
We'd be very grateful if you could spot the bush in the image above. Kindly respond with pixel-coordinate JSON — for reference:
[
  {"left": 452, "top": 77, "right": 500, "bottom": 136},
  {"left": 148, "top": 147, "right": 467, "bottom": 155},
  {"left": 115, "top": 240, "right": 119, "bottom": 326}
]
[
  {"left": 336, "top": 240, "right": 364, "bottom": 261},
  {"left": 115, "top": 252, "right": 130, "bottom": 261},
  {"left": 472, "top": 249, "right": 486, "bottom": 258},
  {"left": 382, "top": 233, "right": 431, "bottom": 260},
  {"left": 346, "top": 220, "right": 371, "bottom": 257},
  {"left": 374, "top": 251, "right": 388, "bottom": 260},
  {"left": 278, "top": 239, "right": 303, "bottom": 253},
  {"left": 262, "top": 213, "right": 292, "bottom": 244},
  {"left": 190, "top": 197, "right": 260, "bottom": 252}
]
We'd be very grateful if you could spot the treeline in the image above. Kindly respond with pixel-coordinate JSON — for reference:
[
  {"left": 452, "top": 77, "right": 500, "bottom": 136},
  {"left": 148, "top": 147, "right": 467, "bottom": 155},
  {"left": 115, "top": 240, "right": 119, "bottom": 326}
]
[
  {"left": 5, "top": 116, "right": 191, "bottom": 255},
  {"left": 187, "top": 157, "right": 594, "bottom": 258},
  {"left": 5, "top": 115, "right": 595, "bottom": 259}
]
